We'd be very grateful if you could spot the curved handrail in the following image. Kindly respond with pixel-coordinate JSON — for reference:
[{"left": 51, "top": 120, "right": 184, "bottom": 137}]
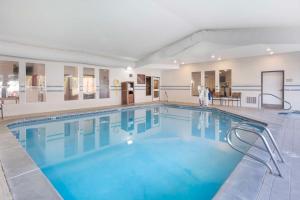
[
  {"left": 238, "top": 121, "right": 285, "bottom": 163},
  {"left": 227, "top": 128, "right": 274, "bottom": 174},
  {"left": 227, "top": 125, "right": 283, "bottom": 177},
  {"left": 164, "top": 90, "right": 168, "bottom": 102},
  {"left": 258, "top": 93, "right": 292, "bottom": 110},
  {"left": 233, "top": 129, "right": 267, "bottom": 152}
]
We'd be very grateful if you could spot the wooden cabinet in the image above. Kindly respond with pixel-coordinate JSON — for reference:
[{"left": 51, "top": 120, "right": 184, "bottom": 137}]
[{"left": 121, "top": 81, "right": 135, "bottom": 105}]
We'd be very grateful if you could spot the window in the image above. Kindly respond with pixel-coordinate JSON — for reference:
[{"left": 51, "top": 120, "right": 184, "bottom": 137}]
[
  {"left": 26, "top": 63, "right": 46, "bottom": 102},
  {"left": 99, "top": 69, "right": 109, "bottom": 98},
  {"left": 83, "top": 68, "right": 96, "bottom": 99},
  {"left": 0, "top": 61, "right": 19, "bottom": 103},
  {"left": 205, "top": 71, "right": 215, "bottom": 95},
  {"left": 146, "top": 76, "right": 151, "bottom": 96},
  {"left": 219, "top": 69, "right": 232, "bottom": 97},
  {"left": 191, "top": 72, "right": 201, "bottom": 96},
  {"left": 64, "top": 66, "right": 79, "bottom": 101}
]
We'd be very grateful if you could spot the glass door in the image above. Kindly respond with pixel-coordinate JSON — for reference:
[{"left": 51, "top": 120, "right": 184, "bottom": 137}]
[{"left": 152, "top": 77, "right": 160, "bottom": 101}]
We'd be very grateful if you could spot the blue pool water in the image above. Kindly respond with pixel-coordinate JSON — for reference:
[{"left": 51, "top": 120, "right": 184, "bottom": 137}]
[{"left": 9, "top": 105, "right": 253, "bottom": 200}]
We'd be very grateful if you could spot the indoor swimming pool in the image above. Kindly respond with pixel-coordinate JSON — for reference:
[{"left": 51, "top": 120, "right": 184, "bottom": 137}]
[{"left": 8, "top": 105, "right": 256, "bottom": 200}]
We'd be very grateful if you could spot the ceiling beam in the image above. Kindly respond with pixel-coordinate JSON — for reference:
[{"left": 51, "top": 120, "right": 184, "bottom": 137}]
[
  {"left": 136, "top": 27, "right": 300, "bottom": 67},
  {"left": 0, "top": 40, "right": 135, "bottom": 68}
]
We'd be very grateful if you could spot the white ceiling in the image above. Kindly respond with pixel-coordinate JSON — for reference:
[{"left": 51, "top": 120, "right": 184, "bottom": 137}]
[
  {"left": 176, "top": 43, "right": 300, "bottom": 63},
  {"left": 138, "top": 27, "right": 300, "bottom": 67},
  {"left": 140, "top": 43, "right": 300, "bottom": 69},
  {"left": 0, "top": 0, "right": 300, "bottom": 67}
]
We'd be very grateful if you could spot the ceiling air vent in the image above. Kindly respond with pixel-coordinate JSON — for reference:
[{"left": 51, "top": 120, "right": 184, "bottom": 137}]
[{"left": 246, "top": 97, "right": 257, "bottom": 104}]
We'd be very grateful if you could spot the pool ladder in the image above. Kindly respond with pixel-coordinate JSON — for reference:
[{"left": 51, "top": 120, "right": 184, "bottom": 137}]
[{"left": 226, "top": 121, "right": 284, "bottom": 177}]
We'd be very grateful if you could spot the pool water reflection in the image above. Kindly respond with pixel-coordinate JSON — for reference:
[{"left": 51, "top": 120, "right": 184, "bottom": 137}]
[{"left": 10, "top": 106, "right": 252, "bottom": 200}]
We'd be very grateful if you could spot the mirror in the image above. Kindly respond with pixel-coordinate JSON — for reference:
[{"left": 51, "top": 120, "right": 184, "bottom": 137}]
[
  {"left": 26, "top": 63, "right": 46, "bottom": 103},
  {"left": 0, "top": 61, "right": 19, "bottom": 103},
  {"left": 191, "top": 72, "right": 201, "bottom": 96},
  {"left": 64, "top": 66, "right": 79, "bottom": 101},
  {"left": 99, "top": 69, "right": 109, "bottom": 99},
  {"left": 83, "top": 68, "right": 96, "bottom": 99}
]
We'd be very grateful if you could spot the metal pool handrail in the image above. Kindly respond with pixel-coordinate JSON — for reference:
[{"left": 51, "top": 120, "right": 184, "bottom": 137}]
[
  {"left": 164, "top": 90, "right": 168, "bottom": 102},
  {"left": 238, "top": 121, "right": 285, "bottom": 163},
  {"left": 226, "top": 122, "right": 284, "bottom": 177},
  {"left": 258, "top": 93, "right": 292, "bottom": 110}
]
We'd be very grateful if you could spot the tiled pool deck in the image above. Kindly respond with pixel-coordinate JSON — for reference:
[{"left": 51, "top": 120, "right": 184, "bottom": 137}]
[
  {"left": 0, "top": 102, "right": 299, "bottom": 200},
  {"left": 213, "top": 105, "right": 297, "bottom": 200}
]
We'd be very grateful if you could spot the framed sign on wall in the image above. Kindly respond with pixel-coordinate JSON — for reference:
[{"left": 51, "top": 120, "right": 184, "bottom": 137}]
[{"left": 137, "top": 74, "right": 146, "bottom": 84}]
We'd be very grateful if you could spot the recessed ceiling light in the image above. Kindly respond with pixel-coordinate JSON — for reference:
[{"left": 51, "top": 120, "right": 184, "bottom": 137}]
[
  {"left": 181, "top": 62, "right": 185, "bottom": 65},
  {"left": 266, "top": 48, "right": 271, "bottom": 52},
  {"left": 217, "top": 57, "right": 222, "bottom": 61},
  {"left": 126, "top": 66, "right": 132, "bottom": 71},
  {"left": 269, "top": 51, "right": 274, "bottom": 55},
  {"left": 211, "top": 55, "right": 215, "bottom": 59},
  {"left": 173, "top": 60, "right": 177, "bottom": 64}
]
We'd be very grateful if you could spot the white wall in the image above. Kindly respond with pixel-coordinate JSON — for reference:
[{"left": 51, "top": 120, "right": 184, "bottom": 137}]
[
  {"left": 3, "top": 51, "right": 300, "bottom": 117},
  {"left": 0, "top": 56, "right": 161, "bottom": 117},
  {"left": 161, "top": 52, "right": 300, "bottom": 110}
]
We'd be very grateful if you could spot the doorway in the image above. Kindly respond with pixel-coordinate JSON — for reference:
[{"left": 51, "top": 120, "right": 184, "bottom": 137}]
[
  {"left": 152, "top": 77, "right": 160, "bottom": 101},
  {"left": 261, "top": 71, "right": 284, "bottom": 109},
  {"left": 146, "top": 76, "right": 152, "bottom": 96},
  {"left": 205, "top": 71, "right": 215, "bottom": 95}
]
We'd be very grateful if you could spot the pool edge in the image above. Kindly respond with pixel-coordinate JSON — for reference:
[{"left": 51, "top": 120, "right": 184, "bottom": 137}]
[{"left": 0, "top": 102, "right": 273, "bottom": 200}]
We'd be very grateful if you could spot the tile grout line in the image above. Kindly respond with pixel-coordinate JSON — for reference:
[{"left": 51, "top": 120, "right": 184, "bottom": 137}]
[
  {"left": 289, "top": 119, "right": 296, "bottom": 200},
  {"left": 255, "top": 170, "right": 271, "bottom": 200},
  {"left": 268, "top": 118, "right": 292, "bottom": 200},
  {"left": 8, "top": 168, "right": 39, "bottom": 180},
  {"left": 0, "top": 161, "right": 12, "bottom": 200},
  {"left": 0, "top": 145, "right": 21, "bottom": 152}
]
